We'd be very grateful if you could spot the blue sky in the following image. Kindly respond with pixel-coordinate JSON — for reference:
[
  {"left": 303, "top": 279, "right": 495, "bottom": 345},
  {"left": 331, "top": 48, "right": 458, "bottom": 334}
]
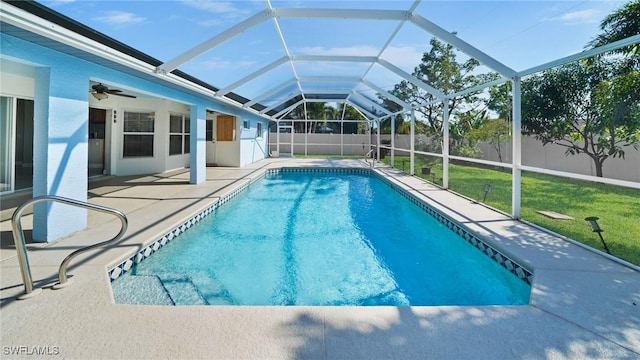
[{"left": 41, "top": 0, "right": 627, "bottom": 102}]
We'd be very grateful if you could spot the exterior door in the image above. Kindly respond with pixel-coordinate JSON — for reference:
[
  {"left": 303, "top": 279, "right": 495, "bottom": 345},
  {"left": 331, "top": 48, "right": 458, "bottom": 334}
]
[
  {"left": 88, "top": 107, "right": 106, "bottom": 176},
  {"left": 206, "top": 115, "right": 216, "bottom": 166}
]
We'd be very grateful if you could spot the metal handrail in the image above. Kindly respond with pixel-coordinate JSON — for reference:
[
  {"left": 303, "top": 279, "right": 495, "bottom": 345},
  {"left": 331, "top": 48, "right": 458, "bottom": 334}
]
[
  {"left": 11, "top": 195, "right": 128, "bottom": 299},
  {"left": 364, "top": 149, "right": 375, "bottom": 167}
]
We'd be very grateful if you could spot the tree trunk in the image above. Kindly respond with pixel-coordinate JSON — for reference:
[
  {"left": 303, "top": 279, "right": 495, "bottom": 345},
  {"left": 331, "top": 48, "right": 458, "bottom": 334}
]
[{"left": 593, "top": 157, "right": 604, "bottom": 177}]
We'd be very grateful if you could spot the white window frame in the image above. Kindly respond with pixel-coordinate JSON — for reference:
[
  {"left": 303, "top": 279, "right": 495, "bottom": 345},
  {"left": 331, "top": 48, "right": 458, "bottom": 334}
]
[
  {"left": 169, "top": 113, "right": 190, "bottom": 156},
  {"left": 123, "top": 110, "right": 155, "bottom": 158}
]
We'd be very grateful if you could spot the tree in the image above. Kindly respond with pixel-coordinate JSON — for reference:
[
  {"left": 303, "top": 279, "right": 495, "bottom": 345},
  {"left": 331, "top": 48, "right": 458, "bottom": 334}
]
[
  {"left": 385, "top": 37, "right": 486, "bottom": 152},
  {"left": 486, "top": 81, "right": 512, "bottom": 122},
  {"left": 588, "top": 0, "right": 640, "bottom": 56},
  {"left": 521, "top": 59, "right": 640, "bottom": 177},
  {"left": 469, "top": 118, "right": 511, "bottom": 162},
  {"left": 522, "top": 1, "right": 640, "bottom": 177}
]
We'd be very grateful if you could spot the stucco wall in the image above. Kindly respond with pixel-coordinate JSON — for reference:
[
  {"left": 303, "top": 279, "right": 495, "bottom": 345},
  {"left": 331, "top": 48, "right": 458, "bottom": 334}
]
[
  {"left": 1, "top": 32, "right": 269, "bottom": 241},
  {"left": 239, "top": 114, "right": 269, "bottom": 167}
]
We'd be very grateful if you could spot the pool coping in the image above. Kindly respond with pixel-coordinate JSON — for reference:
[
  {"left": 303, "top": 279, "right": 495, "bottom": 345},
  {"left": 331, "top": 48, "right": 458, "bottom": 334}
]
[{"left": 1, "top": 158, "right": 638, "bottom": 359}]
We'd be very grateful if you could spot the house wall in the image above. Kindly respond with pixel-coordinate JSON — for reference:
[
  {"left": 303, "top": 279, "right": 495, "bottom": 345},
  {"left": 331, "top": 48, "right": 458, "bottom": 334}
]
[
  {"left": 239, "top": 114, "right": 269, "bottom": 167},
  {"left": 91, "top": 95, "right": 192, "bottom": 176},
  {"left": 0, "top": 32, "right": 269, "bottom": 242}
]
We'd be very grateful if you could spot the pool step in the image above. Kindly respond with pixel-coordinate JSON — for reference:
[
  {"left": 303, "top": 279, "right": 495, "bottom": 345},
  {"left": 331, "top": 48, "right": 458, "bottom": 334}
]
[
  {"left": 111, "top": 275, "right": 174, "bottom": 305},
  {"left": 112, "top": 272, "right": 235, "bottom": 305},
  {"left": 187, "top": 271, "right": 236, "bottom": 305},
  {"left": 156, "top": 273, "right": 209, "bottom": 305}
]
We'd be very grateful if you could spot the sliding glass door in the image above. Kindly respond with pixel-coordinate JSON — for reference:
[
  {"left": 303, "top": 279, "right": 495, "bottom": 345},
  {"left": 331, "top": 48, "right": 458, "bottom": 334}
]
[
  {"left": 0, "top": 97, "right": 14, "bottom": 193},
  {"left": 0, "top": 96, "right": 34, "bottom": 193}
]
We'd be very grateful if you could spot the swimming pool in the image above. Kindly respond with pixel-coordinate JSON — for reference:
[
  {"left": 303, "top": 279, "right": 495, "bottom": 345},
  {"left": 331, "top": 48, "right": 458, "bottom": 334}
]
[{"left": 110, "top": 168, "right": 531, "bottom": 306}]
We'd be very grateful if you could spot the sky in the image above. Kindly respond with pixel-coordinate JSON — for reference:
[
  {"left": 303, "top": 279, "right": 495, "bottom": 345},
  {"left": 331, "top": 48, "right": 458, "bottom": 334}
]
[{"left": 39, "top": 0, "right": 628, "bottom": 105}]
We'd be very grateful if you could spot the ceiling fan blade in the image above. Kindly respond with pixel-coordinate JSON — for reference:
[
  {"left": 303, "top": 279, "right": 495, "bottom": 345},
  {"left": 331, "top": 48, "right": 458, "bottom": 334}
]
[
  {"left": 106, "top": 89, "right": 123, "bottom": 94},
  {"left": 111, "top": 92, "right": 137, "bottom": 98}
]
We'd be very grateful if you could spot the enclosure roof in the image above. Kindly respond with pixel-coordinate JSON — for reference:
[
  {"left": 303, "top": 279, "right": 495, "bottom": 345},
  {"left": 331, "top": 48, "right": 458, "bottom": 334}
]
[{"left": 1, "top": 0, "right": 633, "bottom": 122}]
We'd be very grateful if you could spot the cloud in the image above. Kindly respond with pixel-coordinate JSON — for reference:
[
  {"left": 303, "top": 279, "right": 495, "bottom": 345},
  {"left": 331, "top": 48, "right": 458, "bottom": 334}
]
[
  {"left": 380, "top": 46, "right": 424, "bottom": 70},
  {"left": 93, "top": 11, "right": 146, "bottom": 26},
  {"left": 181, "top": 0, "right": 238, "bottom": 13},
  {"left": 296, "top": 45, "right": 380, "bottom": 57},
  {"left": 199, "top": 57, "right": 257, "bottom": 69},
  {"left": 181, "top": 0, "right": 256, "bottom": 27},
  {"left": 553, "top": 9, "right": 600, "bottom": 23},
  {"left": 43, "top": 0, "right": 75, "bottom": 6}
]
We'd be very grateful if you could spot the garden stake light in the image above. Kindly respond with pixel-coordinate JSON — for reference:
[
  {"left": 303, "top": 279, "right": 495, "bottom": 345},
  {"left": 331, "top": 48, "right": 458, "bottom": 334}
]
[
  {"left": 585, "top": 216, "right": 611, "bottom": 254},
  {"left": 482, "top": 184, "right": 492, "bottom": 203}
]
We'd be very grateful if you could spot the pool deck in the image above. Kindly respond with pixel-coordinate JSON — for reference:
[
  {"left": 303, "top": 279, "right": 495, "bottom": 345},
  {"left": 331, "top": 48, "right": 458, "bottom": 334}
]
[{"left": 1, "top": 158, "right": 638, "bottom": 359}]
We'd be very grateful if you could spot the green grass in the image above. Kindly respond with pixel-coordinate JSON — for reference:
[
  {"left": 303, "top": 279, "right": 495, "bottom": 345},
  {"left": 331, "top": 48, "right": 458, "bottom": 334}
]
[{"left": 381, "top": 155, "right": 640, "bottom": 266}]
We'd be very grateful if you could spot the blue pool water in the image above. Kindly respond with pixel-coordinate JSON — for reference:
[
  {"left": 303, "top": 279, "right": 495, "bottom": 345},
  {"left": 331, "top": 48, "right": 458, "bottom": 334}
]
[{"left": 112, "top": 171, "right": 530, "bottom": 306}]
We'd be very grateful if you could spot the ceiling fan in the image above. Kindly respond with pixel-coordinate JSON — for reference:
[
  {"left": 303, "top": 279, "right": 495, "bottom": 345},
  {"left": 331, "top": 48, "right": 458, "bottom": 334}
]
[{"left": 90, "top": 83, "right": 137, "bottom": 100}]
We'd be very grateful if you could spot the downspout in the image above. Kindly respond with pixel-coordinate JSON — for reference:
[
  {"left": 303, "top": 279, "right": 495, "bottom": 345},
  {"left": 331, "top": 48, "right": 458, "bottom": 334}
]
[{"left": 410, "top": 110, "right": 415, "bottom": 175}]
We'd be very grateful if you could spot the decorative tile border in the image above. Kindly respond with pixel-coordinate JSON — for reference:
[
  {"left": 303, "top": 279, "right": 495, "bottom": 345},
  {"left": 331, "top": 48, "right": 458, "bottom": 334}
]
[
  {"left": 372, "top": 171, "right": 534, "bottom": 285},
  {"left": 108, "top": 167, "right": 533, "bottom": 286},
  {"left": 107, "top": 179, "right": 254, "bottom": 281},
  {"left": 266, "top": 167, "right": 372, "bottom": 177}
]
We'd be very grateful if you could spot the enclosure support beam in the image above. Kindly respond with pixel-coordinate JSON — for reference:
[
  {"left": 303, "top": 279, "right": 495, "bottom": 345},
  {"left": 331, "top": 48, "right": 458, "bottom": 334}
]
[
  {"left": 304, "top": 118, "right": 308, "bottom": 156},
  {"left": 157, "top": 10, "right": 270, "bottom": 73},
  {"left": 511, "top": 77, "right": 522, "bottom": 219},
  {"left": 216, "top": 56, "right": 289, "bottom": 97},
  {"left": 341, "top": 121, "right": 344, "bottom": 156},
  {"left": 391, "top": 113, "right": 395, "bottom": 167},
  {"left": 409, "top": 13, "right": 517, "bottom": 78},
  {"left": 410, "top": 110, "right": 415, "bottom": 176},
  {"left": 276, "top": 120, "right": 281, "bottom": 156},
  {"left": 244, "top": 78, "right": 297, "bottom": 109},
  {"left": 442, "top": 100, "right": 449, "bottom": 189},
  {"left": 376, "top": 120, "right": 381, "bottom": 162}
]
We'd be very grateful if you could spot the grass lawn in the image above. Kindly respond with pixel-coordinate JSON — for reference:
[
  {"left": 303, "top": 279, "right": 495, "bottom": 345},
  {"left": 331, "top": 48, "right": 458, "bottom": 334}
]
[{"left": 379, "top": 155, "right": 640, "bottom": 266}]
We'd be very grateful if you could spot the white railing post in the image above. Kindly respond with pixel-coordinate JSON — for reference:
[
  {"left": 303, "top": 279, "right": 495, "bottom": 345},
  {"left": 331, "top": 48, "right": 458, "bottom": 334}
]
[{"left": 512, "top": 76, "right": 522, "bottom": 219}]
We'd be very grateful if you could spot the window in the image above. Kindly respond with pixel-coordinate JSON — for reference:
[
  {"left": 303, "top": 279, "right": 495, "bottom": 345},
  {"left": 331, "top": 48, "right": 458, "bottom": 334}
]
[
  {"left": 123, "top": 111, "right": 154, "bottom": 157},
  {"left": 169, "top": 113, "right": 190, "bottom": 155},
  {"left": 217, "top": 115, "right": 236, "bottom": 141},
  {"left": 206, "top": 119, "right": 214, "bottom": 141},
  {"left": 256, "top": 122, "right": 262, "bottom": 138},
  {"left": 243, "top": 120, "right": 249, "bottom": 129}
]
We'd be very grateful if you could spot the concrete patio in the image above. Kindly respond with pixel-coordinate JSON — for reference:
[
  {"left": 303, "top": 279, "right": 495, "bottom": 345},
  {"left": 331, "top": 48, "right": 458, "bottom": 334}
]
[{"left": 1, "top": 158, "right": 638, "bottom": 359}]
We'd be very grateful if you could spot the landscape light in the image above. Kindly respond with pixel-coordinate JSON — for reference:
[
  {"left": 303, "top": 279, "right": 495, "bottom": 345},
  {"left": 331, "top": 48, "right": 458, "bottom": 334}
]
[
  {"left": 482, "top": 184, "right": 492, "bottom": 203},
  {"left": 584, "top": 216, "right": 611, "bottom": 254}
]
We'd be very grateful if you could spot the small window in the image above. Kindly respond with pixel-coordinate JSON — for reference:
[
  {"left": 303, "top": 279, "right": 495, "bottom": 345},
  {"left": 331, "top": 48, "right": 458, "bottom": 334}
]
[
  {"left": 123, "top": 111, "right": 154, "bottom": 157},
  {"left": 243, "top": 120, "right": 249, "bottom": 129},
  {"left": 169, "top": 113, "right": 190, "bottom": 155},
  {"left": 256, "top": 122, "right": 263, "bottom": 138}
]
